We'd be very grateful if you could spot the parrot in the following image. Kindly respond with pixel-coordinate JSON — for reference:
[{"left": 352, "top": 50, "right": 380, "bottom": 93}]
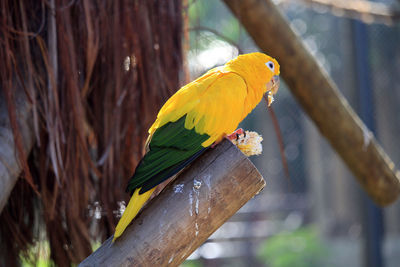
[{"left": 113, "top": 52, "right": 280, "bottom": 242}]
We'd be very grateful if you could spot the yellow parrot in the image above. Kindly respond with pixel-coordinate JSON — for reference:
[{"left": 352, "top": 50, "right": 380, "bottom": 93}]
[{"left": 113, "top": 52, "right": 280, "bottom": 242}]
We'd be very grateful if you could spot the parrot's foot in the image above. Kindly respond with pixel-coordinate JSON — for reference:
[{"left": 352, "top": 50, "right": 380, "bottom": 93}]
[
  {"left": 211, "top": 129, "right": 246, "bottom": 148},
  {"left": 226, "top": 128, "right": 246, "bottom": 141}
]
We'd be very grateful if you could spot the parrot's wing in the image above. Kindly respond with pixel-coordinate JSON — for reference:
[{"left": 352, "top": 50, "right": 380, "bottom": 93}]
[
  {"left": 147, "top": 68, "right": 222, "bottom": 136},
  {"left": 126, "top": 115, "right": 209, "bottom": 194},
  {"left": 127, "top": 72, "right": 248, "bottom": 194},
  {"left": 184, "top": 72, "right": 248, "bottom": 146}
]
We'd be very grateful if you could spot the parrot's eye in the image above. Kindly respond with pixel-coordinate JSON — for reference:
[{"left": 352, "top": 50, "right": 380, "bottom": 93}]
[{"left": 266, "top": 61, "right": 275, "bottom": 72}]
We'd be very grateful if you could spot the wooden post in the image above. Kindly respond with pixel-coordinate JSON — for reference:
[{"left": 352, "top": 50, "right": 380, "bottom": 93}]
[
  {"left": 79, "top": 139, "right": 265, "bottom": 267},
  {"left": 223, "top": 0, "right": 400, "bottom": 206}
]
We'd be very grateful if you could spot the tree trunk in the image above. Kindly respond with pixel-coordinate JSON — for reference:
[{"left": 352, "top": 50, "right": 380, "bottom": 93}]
[{"left": 0, "top": 88, "right": 34, "bottom": 212}]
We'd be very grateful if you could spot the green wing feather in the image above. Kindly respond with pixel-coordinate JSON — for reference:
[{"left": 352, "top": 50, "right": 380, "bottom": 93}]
[{"left": 126, "top": 116, "right": 209, "bottom": 194}]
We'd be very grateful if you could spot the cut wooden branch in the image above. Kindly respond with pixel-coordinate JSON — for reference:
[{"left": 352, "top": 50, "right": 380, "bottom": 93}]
[
  {"left": 224, "top": 0, "right": 400, "bottom": 205},
  {"left": 0, "top": 88, "right": 35, "bottom": 213},
  {"left": 79, "top": 139, "right": 265, "bottom": 266}
]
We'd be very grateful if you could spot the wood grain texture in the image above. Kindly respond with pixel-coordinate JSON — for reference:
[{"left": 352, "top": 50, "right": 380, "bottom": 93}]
[
  {"left": 223, "top": 0, "right": 400, "bottom": 205},
  {"left": 79, "top": 139, "right": 265, "bottom": 267}
]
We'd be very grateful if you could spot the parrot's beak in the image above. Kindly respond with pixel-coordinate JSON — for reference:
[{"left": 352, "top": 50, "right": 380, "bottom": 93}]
[{"left": 265, "top": 75, "right": 280, "bottom": 106}]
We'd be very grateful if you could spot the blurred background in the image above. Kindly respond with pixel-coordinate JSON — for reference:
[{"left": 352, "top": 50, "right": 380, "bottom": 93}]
[
  {"left": 184, "top": 0, "right": 400, "bottom": 266},
  {"left": 1, "top": 0, "right": 400, "bottom": 266}
]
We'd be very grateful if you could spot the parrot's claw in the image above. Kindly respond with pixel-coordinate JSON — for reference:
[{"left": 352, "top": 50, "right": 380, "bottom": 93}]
[
  {"left": 210, "top": 128, "right": 246, "bottom": 148},
  {"left": 226, "top": 128, "right": 245, "bottom": 141}
]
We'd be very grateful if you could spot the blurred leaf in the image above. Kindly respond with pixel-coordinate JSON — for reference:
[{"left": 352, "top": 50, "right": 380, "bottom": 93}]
[
  {"left": 257, "top": 227, "right": 328, "bottom": 267},
  {"left": 181, "top": 259, "right": 203, "bottom": 267}
]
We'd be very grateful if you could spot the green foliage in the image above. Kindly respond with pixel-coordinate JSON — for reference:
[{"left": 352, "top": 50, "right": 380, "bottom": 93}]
[
  {"left": 20, "top": 240, "right": 104, "bottom": 267},
  {"left": 257, "top": 227, "right": 328, "bottom": 267},
  {"left": 187, "top": 0, "right": 242, "bottom": 50},
  {"left": 181, "top": 260, "right": 203, "bottom": 267},
  {"left": 21, "top": 258, "right": 53, "bottom": 267},
  {"left": 20, "top": 241, "right": 53, "bottom": 267}
]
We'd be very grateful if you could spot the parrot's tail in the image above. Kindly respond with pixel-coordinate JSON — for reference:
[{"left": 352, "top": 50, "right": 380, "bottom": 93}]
[{"left": 112, "top": 187, "right": 155, "bottom": 242}]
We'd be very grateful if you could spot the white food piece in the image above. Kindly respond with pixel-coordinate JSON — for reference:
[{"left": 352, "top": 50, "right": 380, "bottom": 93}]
[{"left": 231, "top": 131, "right": 263, "bottom": 156}]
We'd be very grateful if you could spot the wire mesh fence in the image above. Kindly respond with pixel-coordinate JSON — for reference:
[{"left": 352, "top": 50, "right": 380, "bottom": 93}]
[{"left": 185, "top": 0, "right": 400, "bottom": 266}]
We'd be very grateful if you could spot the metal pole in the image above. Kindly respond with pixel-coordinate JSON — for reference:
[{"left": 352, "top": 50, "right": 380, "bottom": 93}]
[{"left": 352, "top": 20, "right": 384, "bottom": 267}]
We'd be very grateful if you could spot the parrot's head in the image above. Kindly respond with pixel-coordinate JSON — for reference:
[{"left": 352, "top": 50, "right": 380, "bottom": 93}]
[{"left": 225, "top": 52, "right": 280, "bottom": 106}]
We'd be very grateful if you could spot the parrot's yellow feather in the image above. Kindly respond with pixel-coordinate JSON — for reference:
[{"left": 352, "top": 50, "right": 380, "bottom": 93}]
[{"left": 112, "top": 187, "right": 156, "bottom": 242}]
